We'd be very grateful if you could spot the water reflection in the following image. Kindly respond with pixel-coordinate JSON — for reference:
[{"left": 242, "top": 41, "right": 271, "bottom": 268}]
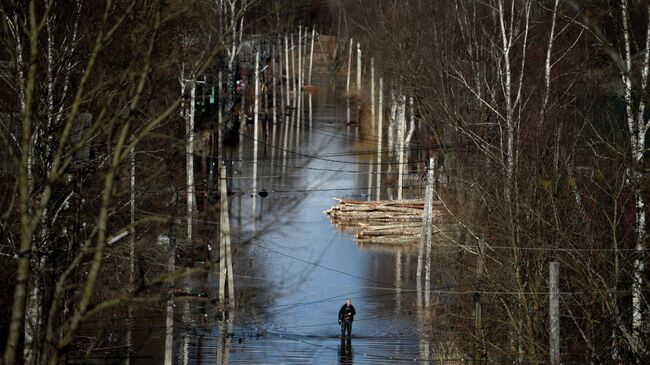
[{"left": 338, "top": 337, "right": 353, "bottom": 365}]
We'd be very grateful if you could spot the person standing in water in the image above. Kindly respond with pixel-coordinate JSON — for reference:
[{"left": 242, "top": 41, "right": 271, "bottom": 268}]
[{"left": 338, "top": 298, "right": 356, "bottom": 337}]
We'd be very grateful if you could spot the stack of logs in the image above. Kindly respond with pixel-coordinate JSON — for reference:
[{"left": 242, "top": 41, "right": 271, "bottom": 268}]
[{"left": 324, "top": 198, "right": 427, "bottom": 247}]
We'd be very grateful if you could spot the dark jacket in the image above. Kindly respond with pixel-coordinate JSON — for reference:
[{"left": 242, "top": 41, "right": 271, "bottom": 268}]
[{"left": 338, "top": 304, "right": 356, "bottom": 322}]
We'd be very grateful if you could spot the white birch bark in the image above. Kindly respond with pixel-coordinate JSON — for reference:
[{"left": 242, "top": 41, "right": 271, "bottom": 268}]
[{"left": 620, "top": 0, "right": 650, "bottom": 342}]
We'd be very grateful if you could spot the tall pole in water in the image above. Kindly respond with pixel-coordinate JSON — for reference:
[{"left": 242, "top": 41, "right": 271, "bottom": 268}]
[
  {"left": 376, "top": 77, "right": 383, "bottom": 200},
  {"left": 371, "top": 57, "right": 375, "bottom": 133},
  {"left": 297, "top": 25, "right": 302, "bottom": 126},
  {"left": 356, "top": 42, "right": 362, "bottom": 92},
  {"left": 397, "top": 95, "right": 405, "bottom": 200},
  {"left": 346, "top": 38, "right": 353, "bottom": 125},
  {"left": 272, "top": 46, "right": 277, "bottom": 125},
  {"left": 424, "top": 157, "right": 434, "bottom": 306},
  {"left": 284, "top": 34, "right": 290, "bottom": 110},
  {"left": 308, "top": 26, "right": 315, "bottom": 129},
  {"left": 278, "top": 37, "right": 285, "bottom": 120},
  {"left": 219, "top": 165, "right": 234, "bottom": 308},
  {"left": 252, "top": 51, "right": 260, "bottom": 222},
  {"left": 218, "top": 72, "right": 223, "bottom": 163},
  {"left": 291, "top": 33, "right": 297, "bottom": 120}
]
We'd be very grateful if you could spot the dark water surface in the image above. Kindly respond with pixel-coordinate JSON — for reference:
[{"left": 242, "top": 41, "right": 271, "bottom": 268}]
[
  {"left": 77, "top": 89, "right": 438, "bottom": 364},
  {"left": 180, "top": 90, "right": 436, "bottom": 364}
]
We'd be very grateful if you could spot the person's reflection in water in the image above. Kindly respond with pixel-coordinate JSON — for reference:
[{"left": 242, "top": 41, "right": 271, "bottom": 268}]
[{"left": 338, "top": 337, "right": 353, "bottom": 365}]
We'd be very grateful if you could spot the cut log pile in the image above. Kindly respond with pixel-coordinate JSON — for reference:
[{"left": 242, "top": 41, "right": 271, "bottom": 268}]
[{"left": 324, "top": 198, "right": 440, "bottom": 247}]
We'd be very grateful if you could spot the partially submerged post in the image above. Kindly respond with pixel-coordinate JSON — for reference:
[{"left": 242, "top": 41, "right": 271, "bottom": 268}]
[
  {"left": 424, "top": 157, "right": 434, "bottom": 306},
  {"left": 308, "top": 26, "right": 315, "bottom": 129},
  {"left": 346, "top": 38, "right": 353, "bottom": 125},
  {"left": 291, "top": 32, "right": 297, "bottom": 119},
  {"left": 376, "top": 77, "right": 383, "bottom": 200},
  {"left": 278, "top": 37, "right": 285, "bottom": 119},
  {"left": 219, "top": 165, "right": 235, "bottom": 309},
  {"left": 370, "top": 57, "right": 375, "bottom": 133},
  {"left": 272, "top": 46, "right": 277, "bottom": 125},
  {"left": 397, "top": 95, "right": 406, "bottom": 200},
  {"left": 252, "top": 51, "right": 260, "bottom": 221},
  {"left": 356, "top": 42, "right": 362, "bottom": 91},
  {"left": 284, "top": 33, "right": 290, "bottom": 111},
  {"left": 297, "top": 26, "right": 302, "bottom": 126},
  {"left": 218, "top": 71, "right": 223, "bottom": 162}
]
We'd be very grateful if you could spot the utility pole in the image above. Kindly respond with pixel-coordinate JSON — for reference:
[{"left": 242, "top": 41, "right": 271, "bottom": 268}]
[
  {"left": 376, "top": 77, "right": 383, "bottom": 200},
  {"left": 308, "top": 26, "right": 316, "bottom": 129},
  {"left": 346, "top": 38, "right": 353, "bottom": 125},
  {"left": 370, "top": 57, "right": 375, "bottom": 133},
  {"left": 356, "top": 42, "right": 362, "bottom": 91},
  {"left": 252, "top": 51, "right": 260, "bottom": 223},
  {"left": 219, "top": 165, "right": 234, "bottom": 309}
]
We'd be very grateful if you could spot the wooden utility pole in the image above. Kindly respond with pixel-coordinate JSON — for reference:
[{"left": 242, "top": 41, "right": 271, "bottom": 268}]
[
  {"left": 370, "top": 57, "right": 375, "bottom": 133},
  {"left": 356, "top": 42, "right": 362, "bottom": 91},
  {"left": 297, "top": 26, "right": 302, "bottom": 126},
  {"left": 291, "top": 32, "right": 297, "bottom": 119},
  {"left": 346, "top": 38, "right": 353, "bottom": 124},
  {"left": 272, "top": 46, "right": 277, "bottom": 125},
  {"left": 218, "top": 71, "right": 223, "bottom": 163},
  {"left": 278, "top": 37, "right": 285, "bottom": 119},
  {"left": 549, "top": 261, "right": 560, "bottom": 365},
  {"left": 308, "top": 26, "right": 315, "bottom": 128},
  {"left": 284, "top": 34, "right": 290, "bottom": 110},
  {"left": 424, "top": 157, "right": 434, "bottom": 306},
  {"left": 219, "top": 165, "right": 234, "bottom": 308},
  {"left": 252, "top": 51, "right": 260, "bottom": 220},
  {"left": 418, "top": 157, "right": 434, "bottom": 279},
  {"left": 376, "top": 77, "right": 383, "bottom": 200},
  {"left": 397, "top": 95, "right": 406, "bottom": 200}
]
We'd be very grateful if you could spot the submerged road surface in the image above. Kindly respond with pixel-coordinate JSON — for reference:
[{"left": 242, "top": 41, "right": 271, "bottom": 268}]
[{"left": 163, "top": 89, "right": 441, "bottom": 364}]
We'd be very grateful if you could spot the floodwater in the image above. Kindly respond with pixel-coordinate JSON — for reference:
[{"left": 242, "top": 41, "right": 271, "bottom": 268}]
[
  {"left": 75, "top": 88, "right": 443, "bottom": 364},
  {"left": 190, "top": 89, "right": 437, "bottom": 364}
]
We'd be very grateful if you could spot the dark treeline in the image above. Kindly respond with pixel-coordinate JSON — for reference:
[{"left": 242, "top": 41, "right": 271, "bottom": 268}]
[{"left": 343, "top": 0, "right": 649, "bottom": 363}]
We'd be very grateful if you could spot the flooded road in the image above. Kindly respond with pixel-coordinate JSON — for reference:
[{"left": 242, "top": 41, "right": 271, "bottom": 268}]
[
  {"left": 196, "top": 90, "right": 435, "bottom": 364},
  {"left": 114, "top": 90, "right": 441, "bottom": 364}
]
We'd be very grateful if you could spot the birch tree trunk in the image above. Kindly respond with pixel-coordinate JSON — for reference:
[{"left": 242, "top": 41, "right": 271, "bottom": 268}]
[{"left": 620, "top": 0, "right": 650, "bottom": 343}]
